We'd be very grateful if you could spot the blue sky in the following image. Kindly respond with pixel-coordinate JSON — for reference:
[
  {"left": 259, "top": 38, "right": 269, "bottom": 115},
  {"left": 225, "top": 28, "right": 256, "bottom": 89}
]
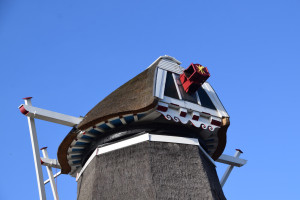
[{"left": 1, "top": 0, "right": 300, "bottom": 199}]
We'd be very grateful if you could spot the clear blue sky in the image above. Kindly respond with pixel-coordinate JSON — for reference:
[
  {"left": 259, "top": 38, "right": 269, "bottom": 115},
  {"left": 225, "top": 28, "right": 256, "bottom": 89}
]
[{"left": 1, "top": 0, "right": 299, "bottom": 199}]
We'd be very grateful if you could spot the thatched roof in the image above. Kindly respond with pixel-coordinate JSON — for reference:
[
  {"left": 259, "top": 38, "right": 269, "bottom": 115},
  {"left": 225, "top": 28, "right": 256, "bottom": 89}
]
[{"left": 77, "top": 64, "right": 158, "bottom": 130}]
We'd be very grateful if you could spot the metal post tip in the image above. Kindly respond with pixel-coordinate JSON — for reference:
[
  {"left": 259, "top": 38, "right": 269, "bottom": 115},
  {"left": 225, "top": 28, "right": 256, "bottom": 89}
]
[
  {"left": 22, "top": 97, "right": 33, "bottom": 100},
  {"left": 235, "top": 149, "right": 243, "bottom": 153}
]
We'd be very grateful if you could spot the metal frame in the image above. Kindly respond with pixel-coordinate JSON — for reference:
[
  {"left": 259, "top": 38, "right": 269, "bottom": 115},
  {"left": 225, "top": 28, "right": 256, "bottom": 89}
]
[
  {"left": 220, "top": 149, "right": 245, "bottom": 187},
  {"left": 202, "top": 83, "right": 229, "bottom": 117},
  {"left": 20, "top": 98, "right": 247, "bottom": 199},
  {"left": 154, "top": 68, "right": 167, "bottom": 99},
  {"left": 19, "top": 98, "right": 78, "bottom": 200}
]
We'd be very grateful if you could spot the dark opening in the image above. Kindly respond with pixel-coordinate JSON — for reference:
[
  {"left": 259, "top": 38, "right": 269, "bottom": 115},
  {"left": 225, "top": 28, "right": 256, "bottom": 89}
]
[
  {"left": 183, "top": 65, "right": 195, "bottom": 78},
  {"left": 197, "top": 86, "right": 216, "bottom": 110},
  {"left": 164, "top": 72, "right": 179, "bottom": 99}
]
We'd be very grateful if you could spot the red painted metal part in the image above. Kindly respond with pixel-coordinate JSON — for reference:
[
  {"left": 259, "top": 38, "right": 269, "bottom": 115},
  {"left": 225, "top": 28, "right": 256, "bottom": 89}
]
[
  {"left": 157, "top": 105, "right": 168, "bottom": 112},
  {"left": 192, "top": 115, "right": 199, "bottom": 121},
  {"left": 19, "top": 105, "right": 29, "bottom": 115},
  {"left": 22, "top": 97, "right": 32, "bottom": 100},
  {"left": 40, "top": 158, "right": 44, "bottom": 164},
  {"left": 40, "top": 147, "right": 48, "bottom": 150},
  {"left": 211, "top": 119, "right": 221, "bottom": 127},
  {"left": 180, "top": 63, "right": 210, "bottom": 94},
  {"left": 180, "top": 111, "right": 187, "bottom": 117},
  {"left": 236, "top": 149, "right": 243, "bottom": 153}
]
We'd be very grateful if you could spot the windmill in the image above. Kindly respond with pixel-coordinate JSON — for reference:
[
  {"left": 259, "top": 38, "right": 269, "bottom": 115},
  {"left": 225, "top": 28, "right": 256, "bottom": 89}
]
[{"left": 19, "top": 56, "right": 247, "bottom": 199}]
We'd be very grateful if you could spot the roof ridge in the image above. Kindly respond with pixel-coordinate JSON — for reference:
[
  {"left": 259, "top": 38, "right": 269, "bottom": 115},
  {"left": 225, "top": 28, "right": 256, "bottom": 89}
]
[{"left": 147, "top": 55, "right": 181, "bottom": 69}]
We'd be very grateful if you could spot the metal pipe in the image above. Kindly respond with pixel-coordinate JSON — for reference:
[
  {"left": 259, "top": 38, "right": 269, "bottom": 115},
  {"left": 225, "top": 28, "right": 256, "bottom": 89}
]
[
  {"left": 23, "top": 97, "right": 46, "bottom": 200},
  {"left": 217, "top": 153, "right": 247, "bottom": 167},
  {"left": 18, "top": 104, "right": 83, "bottom": 127},
  {"left": 41, "top": 147, "right": 59, "bottom": 200},
  {"left": 44, "top": 171, "right": 61, "bottom": 185}
]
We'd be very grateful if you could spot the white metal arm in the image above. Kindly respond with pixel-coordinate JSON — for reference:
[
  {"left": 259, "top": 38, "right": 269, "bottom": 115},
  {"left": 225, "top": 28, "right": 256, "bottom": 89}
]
[
  {"left": 41, "top": 157, "right": 61, "bottom": 169},
  {"left": 217, "top": 153, "right": 247, "bottom": 167},
  {"left": 19, "top": 104, "right": 83, "bottom": 127}
]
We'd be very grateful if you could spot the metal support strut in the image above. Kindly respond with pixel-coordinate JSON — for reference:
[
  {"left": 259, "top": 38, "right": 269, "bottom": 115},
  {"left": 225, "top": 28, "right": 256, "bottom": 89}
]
[
  {"left": 41, "top": 147, "right": 59, "bottom": 200},
  {"left": 220, "top": 149, "right": 244, "bottom": 187},
  {"left": 44, "top": 171, "right": 61, "bottom": 185},
  {"left": 23, "top": 97, "right": 46, "bottom": 200}
]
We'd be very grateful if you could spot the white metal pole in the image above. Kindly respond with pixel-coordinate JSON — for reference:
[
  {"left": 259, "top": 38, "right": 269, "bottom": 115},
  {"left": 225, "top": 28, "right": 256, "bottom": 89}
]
[
  {"left": 41, "top": 147, "right": 59, "bottom": 200},
  {"left": 24, "top": 97, "right": 46, "bottom": 200},
  {"left": 44, "top": 171, "right": 61, "bottom": 185},
  {"left": 220, "top": 149, "right": 243, "bottom": 187}
]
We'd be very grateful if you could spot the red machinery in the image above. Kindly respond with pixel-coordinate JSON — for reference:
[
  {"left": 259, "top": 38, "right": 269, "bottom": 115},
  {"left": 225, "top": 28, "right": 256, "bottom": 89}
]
[{"left": 180, "top": 63, "right": 210, "bottom": 94}]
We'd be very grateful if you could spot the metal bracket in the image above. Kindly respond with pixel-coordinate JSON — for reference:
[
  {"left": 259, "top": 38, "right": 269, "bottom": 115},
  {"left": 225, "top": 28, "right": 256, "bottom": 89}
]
[
  {"left": 40, "top": 157, "right": 61, "bottom": 169},
  {"left": 19, "top": 97, "right": 79, "bottom": 200},
  {"left": 219, "top": 149, "right": 246, "bottom": 187},
  {"left": 217, "top": 152, "right": 247, "bottom": 167}
]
